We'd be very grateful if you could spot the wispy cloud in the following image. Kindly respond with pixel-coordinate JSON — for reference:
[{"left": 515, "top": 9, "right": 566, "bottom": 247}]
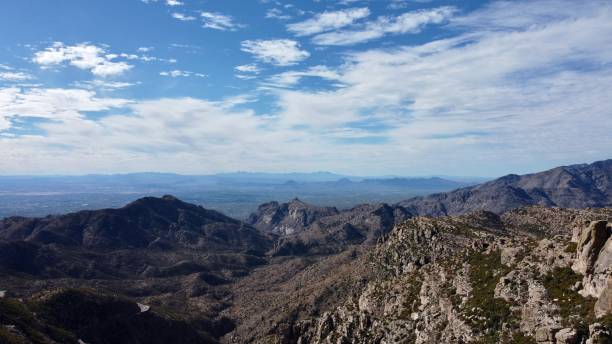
[
  {"left": 33, "top": 42, "right": 133, "bottom": 77},
  {"left": 73, "top": 80, "right": 137, "bottom": 90},
  {"left": 241, "top": 39, "right": 310, "bottom": 66},
  {"left": 0, "top": 71, "right": 34, "bottom": 82},
  {"left": 287, "top": 8, "right": 370, "bottom": 36},
  {"left": 0, "top": 87, "right": 129, "bottom": 130},
  {"left": 171, "top": 12, "right": 196, "bottom": 21},
  {"left": 265, "top": 65, "right": 340, "bottom": 88},
  {"left": 271, "top": 0, "right": 612, "bottom": 173},
  {"left": 312, "top": 6, "right": 456, "bottom": 45},
  {"left": 235, "top": 64, "right": 261, "bottom": 74},
  {"left": 201, "top": 11, "right": 242, "bottom": 31},
  {"left": 266, "top": 8, "right": 292, "bottom": 21},
  {"left": 159, "top": 70, "right": 206, "bottom": 78}
]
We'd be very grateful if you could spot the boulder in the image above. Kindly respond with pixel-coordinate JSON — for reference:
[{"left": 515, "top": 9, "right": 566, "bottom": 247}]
[
  {"left": 555, "top": 328, "right": 578, "bottom": 344},
  {"left": 573, "top": 222, "right": 612, "bottom": 312},
  {"left": 572, "top": 221, "right": 610, "bottom": 275},
  {"left": 594, "top": 275, "right": 612, "bottom": 318},
  {"left": 535, "top": 326, "right": 560, "bottom": 343},
  {"left": 586, "top": 323, "right": 611, "bottom": 344}
]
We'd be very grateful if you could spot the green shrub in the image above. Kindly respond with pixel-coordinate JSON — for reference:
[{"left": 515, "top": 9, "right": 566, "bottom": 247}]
[
  {"left": 564, "top": 242, "right": 577, "bottom": 254},
  {"left": 542, "top": 266, "right": 595, "bottom": 326},
  {"left": 465, "top": 250, "right": 514, "bottom": 343}
]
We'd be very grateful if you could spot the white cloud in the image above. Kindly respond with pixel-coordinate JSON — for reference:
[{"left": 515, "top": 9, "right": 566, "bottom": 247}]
[
  {"left": 73, "top": 80, "right": 137, "bottom": 90},
  {"left": 312, "top": 6, "right": 456, "bottom": 45},
  {"left": 201, "top": 12, "right": 242, "bottom": 31},
  {"left": 172, "top": 12, "right": 196, "bottom": 21},
  {"left": 160, "top": 70, "right": 206, "bottom": 78},
  {"left": 0, "top": 71, "right": 33, "bottom": 82},
  {"left": 0, "top": 87, "right": 128, "bottom": 130},
  {"left": 0, "top": 93, "right": 294, "bottom": 173},
  {"left": 137, "top": 47, "right": 154, "bottom": 52},
  {"left": 33, "top": 42, "right": 133, "bottom": 77},
  {"left": 241, "top": 39, "right": 310, "bottom": 66},
  {"left": 235, "top": 64, "right": 261, "bottom": 73},
  {"left": 265, "top": 65, "right": 340, "bottom": 87},
  {"left": 3, "top": 0, "right": 612, "bottom": 176},
  {"left": 287, "top": 8, "right": 370, "bottom": 36},
  {"left": 166, "top": 0, "right": 183, "bottom": 6},
  {"left": 269, "top": 0, "right": 612, "bottom": 174},
  {"left": 266, "top": 8, "right": 292, "bottom": 20}
]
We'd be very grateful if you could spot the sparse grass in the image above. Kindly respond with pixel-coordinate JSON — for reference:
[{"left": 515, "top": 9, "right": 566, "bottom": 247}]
[
  {"left": 465, "top": 250, "right": 514, "bottom": 344},
  {"left": 398, "top": 275, "right": 422, "bottom": 321},
  {"left": 542, "top": 266, "right": 596, "bottom": 327},
  {"left": 564, "top": 242, "right": 577, "bottom": 254},
  {"left": 507, "top": 332, "right": 537, "bottom": 344},
  {"left": 0, "top": 298, "right": 77, "bottom": 344},
  {"left": 0, "top": 326, "right": 26, "bottom": 344}
]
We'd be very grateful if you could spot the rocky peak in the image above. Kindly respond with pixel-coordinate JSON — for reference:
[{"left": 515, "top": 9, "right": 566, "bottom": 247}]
[{"left": 246, "top": 198, "right": 338, "bottom": 236}]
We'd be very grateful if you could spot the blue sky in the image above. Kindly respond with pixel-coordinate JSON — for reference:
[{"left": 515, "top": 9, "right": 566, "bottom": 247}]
[{"left": 0, "top": 0, "right": 611, "bottom": 176}]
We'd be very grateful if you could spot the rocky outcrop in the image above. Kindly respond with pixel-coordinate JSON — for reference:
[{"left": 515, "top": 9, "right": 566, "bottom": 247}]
[
  {"left": 294, "top": 208, "right": 612, "bottom": 344},
  {"left": 399, "top": 159, "right": 612, "bottom": 216},
  {"left": 246, "top": 198, "right": 338, "bottom": 236},
  {"left": 251, "top": 200, "right": 413, "bottom": 256},
  {"left": 572, "top": 220, "right": 612, "bottom": 318}
]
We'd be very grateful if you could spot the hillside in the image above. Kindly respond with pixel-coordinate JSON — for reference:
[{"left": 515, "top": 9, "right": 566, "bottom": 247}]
[{"left": 399, "top": 159, "right": 612, "bottom": 216}]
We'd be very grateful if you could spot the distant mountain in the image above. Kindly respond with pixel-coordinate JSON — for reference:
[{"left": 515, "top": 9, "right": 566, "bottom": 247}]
[
  {"left": 246, "top": 198, "right": 339, "bottom": 236},
  {"left": 399, "top": 159, "right": 612, "bottom": 216},
  {"left": 247, "top": 198, "right": 412, "bottom": 256},
  {"left": 271, "top": 177, "right": 471, "bottom": 192},
  {"left": 359, "top": 177, "right": 468, "bottom": 189},
  {"left": 0, "top": 195, "right": 268, "bottom": 252}
]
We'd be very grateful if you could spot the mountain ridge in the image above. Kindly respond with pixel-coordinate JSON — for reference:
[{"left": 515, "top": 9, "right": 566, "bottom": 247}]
[{"left": 398, "top": 159, "right": 612, "bottom": 216}]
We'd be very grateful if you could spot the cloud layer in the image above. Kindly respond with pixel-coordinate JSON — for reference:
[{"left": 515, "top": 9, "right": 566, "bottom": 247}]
[{"left": 1, "top": 0, "right": 612, "bottom": 176}]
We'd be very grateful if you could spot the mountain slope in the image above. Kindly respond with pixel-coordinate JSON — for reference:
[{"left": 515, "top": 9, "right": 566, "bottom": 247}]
[
  {"left": 246, "top": 198, "right": 339, "bottom": 236},
  {"left": 399, "top": 159, "right": 612, "bottom": 216},
  {"left": 0, "top": 195, "right": 269, "bottom": 252}
]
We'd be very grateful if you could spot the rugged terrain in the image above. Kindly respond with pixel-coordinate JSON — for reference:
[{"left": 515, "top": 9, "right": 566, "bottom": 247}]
[
  {"left": 400, "top": 159, "right": 612, "bottom": 216},
  {"left": 1, "top": 160, "right": 611, "bottom": 343}
]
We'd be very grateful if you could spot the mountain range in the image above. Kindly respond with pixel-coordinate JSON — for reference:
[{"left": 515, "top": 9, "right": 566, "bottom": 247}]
[
  {"left": 401, "top": 159, "right": 612, "bottom": 216},
  {"left": 0, "top": 159, "right": 611, "bottom": 343}
]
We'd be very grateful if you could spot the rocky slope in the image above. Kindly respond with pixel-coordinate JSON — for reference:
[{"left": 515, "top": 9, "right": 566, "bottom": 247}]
[
  {"left": 399, "top": 159, "right": 612, "bottom": 216},
  {"left": 248, "top": 199, "right": 413, "bottom": 256},
  {"left": 246, "top": 198, "right": 339, "bottom": 236},
  {"left": 292, "top": 207, "right": 612, "bottom": 344}
]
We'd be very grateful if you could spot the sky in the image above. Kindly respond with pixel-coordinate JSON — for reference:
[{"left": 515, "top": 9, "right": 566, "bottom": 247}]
[{"left": 0, "top": 0, "right": 611, "bottom": 177}]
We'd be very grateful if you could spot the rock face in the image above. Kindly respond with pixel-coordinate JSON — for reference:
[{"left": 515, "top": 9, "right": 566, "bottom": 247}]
[
  {"left": 293, "top": 208, "right": 612, "bottom": 344},
  {"left": 399, "top": 159, "right": 612, "bottom": 216},
  {"left": 572, "top": 220, "right": 612, "bottom": 317},
  {"left": 246, "top": 198, "right": 338, "bottom": 236},
  {"left": 249, "top": 200, "right": 413, "bottom": 256}
]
